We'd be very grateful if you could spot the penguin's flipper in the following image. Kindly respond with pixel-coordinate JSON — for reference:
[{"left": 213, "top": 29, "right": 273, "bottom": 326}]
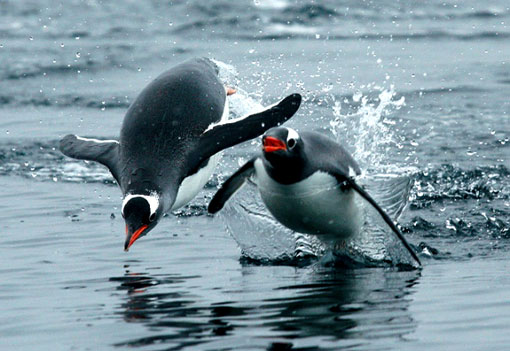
[
  {"left": 59, "top": 134, "right": 121, "bottom": 183},
  {"left": 208, "top": 158, "right": 256, "bottom": 214},
  {"left": 336, "top": 175, "right": 421, "bottom": 266},
  {"left": 200, "top": 93, "right": 302, "bottom": 158}
]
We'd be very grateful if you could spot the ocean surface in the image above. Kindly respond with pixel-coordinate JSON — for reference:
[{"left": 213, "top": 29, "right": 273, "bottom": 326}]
[{"left": 1, "top": 0, "right": 509, "bottom": 350}]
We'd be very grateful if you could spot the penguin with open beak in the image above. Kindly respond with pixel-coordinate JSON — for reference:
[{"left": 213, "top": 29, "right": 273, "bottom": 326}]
[{"left": 208, "top": 126, "right": 420, "bottom": 265}]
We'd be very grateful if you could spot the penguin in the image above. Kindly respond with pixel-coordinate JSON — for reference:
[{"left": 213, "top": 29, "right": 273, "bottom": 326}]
[
  {"left": 59, "top": 58, "right": 302, "bottom": 251},
  {"left": 208, "top": 126, "right": 420, "bottom": 264}
]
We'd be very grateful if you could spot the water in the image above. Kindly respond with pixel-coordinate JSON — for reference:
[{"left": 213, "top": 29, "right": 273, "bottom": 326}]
[{"left": 1, "top": 0, "right": 509, "bottom": 349}]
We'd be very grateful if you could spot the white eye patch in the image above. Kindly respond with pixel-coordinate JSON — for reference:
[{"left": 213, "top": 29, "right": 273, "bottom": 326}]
[
  {"left": 122, "top": 193, "right": 159, "bottom": 217},
  {"left": 286, "top": 127, "right": 299, "bottom": 143}
]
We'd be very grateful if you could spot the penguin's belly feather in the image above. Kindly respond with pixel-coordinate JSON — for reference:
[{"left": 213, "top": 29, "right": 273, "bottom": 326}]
[
  {"left": 171, "top": 153, "right": 221, "bottom": 210},
  {"left": 254, "top": 160, "right": 362, "bottom": 240}
]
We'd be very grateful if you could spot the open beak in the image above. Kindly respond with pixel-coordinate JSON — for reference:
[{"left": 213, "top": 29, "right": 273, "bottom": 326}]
[
  {"left": 124, "top": 224, "right": 148, "bottom": 251},
  {"left": 263, "top": 136, "right": 287, "bottom": 153}
]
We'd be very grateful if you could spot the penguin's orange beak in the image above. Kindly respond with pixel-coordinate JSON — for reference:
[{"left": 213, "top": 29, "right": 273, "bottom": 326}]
[
  {"left": 263, "top": 136, "right": 286, "bottom": 153},
  {"left": 124, "top": 224, "right": 148, "bottom": 251}
]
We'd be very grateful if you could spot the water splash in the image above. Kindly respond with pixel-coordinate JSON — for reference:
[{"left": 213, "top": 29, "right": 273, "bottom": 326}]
[
  {"left": 212, "top": 59, "right": 266, "bottom": 118},
  {"left": 220, "top": 180, "right": 325, "bottom": 264},
  {"left": 329, "top": 85, "right": 405, "bottom": 170}
]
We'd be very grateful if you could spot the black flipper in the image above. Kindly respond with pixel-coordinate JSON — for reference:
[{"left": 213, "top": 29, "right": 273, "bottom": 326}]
[
  {"left": 208, "top": 158, "right": 256, "bottom": 214},
  {"left": 199, "top": 94, "right": 301, "bottom": 158},
  {"left": 59, "top": 134, "right": 121, "bottom": 184},
  {"left": 339, "top": 176, "right": 421, "bottom": 266}
]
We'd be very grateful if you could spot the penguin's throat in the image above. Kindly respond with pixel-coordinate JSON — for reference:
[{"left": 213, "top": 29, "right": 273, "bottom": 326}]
[{"left": 262, "top": 158, "right": 305, "bottom": 185}]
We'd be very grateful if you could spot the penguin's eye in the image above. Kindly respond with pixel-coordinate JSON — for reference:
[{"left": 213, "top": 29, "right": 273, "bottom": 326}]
[
  {"left": 287, "top": 138, "right": 296, "bottom": 149},
  {"left": 149, "top": 213, "right": 156, "bottom": 222}
]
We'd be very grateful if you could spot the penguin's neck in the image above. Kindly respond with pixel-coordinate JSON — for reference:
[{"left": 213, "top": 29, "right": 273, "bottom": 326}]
[
  {"left": 124, "top": 164, "right": 186, "bottom": 207},
  {"left": 170, "top": 152, "right": 222, "bottom": 211}
]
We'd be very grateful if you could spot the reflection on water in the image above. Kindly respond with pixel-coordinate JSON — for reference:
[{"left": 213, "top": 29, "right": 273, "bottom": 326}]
[
  {"left": 111, "top": 271, "right": 206, "bottom": 348},
  {"left": 111, "top": 265, "right": 420, "bottom": 350}
]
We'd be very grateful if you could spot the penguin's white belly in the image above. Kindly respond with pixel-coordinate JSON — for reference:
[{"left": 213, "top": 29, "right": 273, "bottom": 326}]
[
  {"left": 254, "top": 160, "right": 363, "bottom": 241},
  {"left": 171, "top": 153, "right": 221, "bottom": 210}
]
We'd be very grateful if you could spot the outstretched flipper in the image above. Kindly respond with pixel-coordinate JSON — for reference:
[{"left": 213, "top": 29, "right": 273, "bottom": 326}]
[
  {"left": 59, "top": 134, "right": 121, "bottom": 184},
  {"left": 338, "top": 176, "right": 421, "bottom": 265},
  {"left": 208, "top": 158, "right": 256, "bottom": 214},
  {"left": 200, "top": 93, "right": 301, "bottom": 158}
]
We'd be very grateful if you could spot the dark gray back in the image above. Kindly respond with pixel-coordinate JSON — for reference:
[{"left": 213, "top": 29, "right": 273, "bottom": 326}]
[
  {"left": 119, "top": 58, "right": 225, "bottom": 194},
  {"left": 300, "top": 131, "right": 361, "bottom": 178}
]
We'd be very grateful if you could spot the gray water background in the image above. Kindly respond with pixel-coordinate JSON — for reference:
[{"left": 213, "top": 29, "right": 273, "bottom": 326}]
[{"left": 0, "top": 0, "right": 509, "bottom": 350}]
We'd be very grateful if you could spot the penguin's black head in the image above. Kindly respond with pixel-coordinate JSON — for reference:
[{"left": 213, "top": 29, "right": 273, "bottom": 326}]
[
  {"left": 122, "top": 194, "right": 162, "bottom": 251},
  {"left": 262, "top": 127, "right": 303, "bottom": 166}
]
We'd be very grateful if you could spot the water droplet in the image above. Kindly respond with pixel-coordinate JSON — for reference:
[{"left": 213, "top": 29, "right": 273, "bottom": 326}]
[
  {"left": 75, "top": 52, "right": 81, "bottom": 58},
  {"left": 248, "top": 49, "right": 255, "bottom": 54},
  {"left": 5, "top": 130, "right": 9, "bottom": 135},
  {"left": 29, "top": 36, "right": 33, "bottom": 41},
  {"left": 60, "top": 43, "right": 65, "bottom": 48},
  {"left": 315, "top": 34, "right": 320, "bottom": 39}
]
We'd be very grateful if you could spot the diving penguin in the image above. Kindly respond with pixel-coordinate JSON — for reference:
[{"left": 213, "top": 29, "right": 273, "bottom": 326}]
[
  {"left": 60, "top": 58, "right": 302, "bottom": 251},
  {"left": 208, "top": 126, "right": 420, "bottom": 264}
]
